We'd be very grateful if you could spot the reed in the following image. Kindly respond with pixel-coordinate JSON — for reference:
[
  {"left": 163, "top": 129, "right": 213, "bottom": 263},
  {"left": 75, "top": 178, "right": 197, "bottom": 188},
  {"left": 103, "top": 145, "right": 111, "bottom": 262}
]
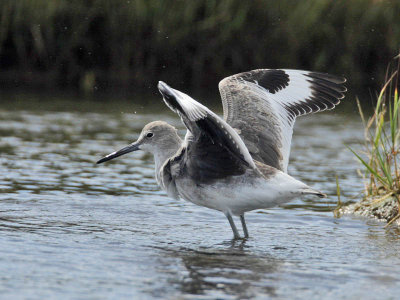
[
  {"left": 349, "top": 54, "right": 400, "bottom": 222},
  {"left": 0, "top": 0, "right": 400, "bottom": 95}
]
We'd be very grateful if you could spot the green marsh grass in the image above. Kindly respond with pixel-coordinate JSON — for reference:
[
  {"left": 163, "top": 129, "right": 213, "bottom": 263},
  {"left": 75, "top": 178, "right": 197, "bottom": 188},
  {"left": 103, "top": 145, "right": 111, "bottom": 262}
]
[
  {"left": 349, "top": 55, "right": 400, "bottom": 224},
  {"left": 1, "top": 0, "right": 400, "bottom": 94}
]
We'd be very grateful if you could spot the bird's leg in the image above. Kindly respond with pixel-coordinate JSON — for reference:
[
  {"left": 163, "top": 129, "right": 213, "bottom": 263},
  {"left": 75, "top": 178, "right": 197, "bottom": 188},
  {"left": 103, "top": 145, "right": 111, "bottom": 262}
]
[
  {"left": 225, "top": 211, "right": 241, "bottom": 239},
  {"left": 240, "top": 214, "right": 249, "bottom": 238}
]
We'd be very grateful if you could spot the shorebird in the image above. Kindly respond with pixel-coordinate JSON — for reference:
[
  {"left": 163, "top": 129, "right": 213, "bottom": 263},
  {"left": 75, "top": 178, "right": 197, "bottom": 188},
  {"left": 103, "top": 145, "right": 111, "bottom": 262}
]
[{"left": 97, "top": 69, "right": 346, "bottom": 239}]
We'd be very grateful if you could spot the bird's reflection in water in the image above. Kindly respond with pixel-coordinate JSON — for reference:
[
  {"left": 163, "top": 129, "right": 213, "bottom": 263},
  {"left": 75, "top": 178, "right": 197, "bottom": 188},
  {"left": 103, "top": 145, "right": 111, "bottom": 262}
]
[{"left": 161, "top": 240, "right": 282, "bottom": 298}]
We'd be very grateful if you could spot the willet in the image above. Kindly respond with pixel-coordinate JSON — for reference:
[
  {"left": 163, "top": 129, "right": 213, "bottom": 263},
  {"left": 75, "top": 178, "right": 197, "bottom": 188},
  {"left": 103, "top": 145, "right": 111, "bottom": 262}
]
[{"left": 97, "top": 69, "right": 346, "bottom": 239}]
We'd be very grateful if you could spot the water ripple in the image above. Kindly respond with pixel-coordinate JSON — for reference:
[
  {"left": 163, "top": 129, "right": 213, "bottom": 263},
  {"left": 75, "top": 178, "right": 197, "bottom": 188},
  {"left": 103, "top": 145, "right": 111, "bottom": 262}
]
[{"left": 1, "top": 107, "right": 399, "bottom": 299}]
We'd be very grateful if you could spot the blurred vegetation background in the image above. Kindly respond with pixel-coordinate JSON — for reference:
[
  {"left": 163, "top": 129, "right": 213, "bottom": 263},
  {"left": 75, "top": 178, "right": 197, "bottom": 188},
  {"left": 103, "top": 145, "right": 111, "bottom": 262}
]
[{"left": 0, "top": 0, "right": 399, "bottom": 100}]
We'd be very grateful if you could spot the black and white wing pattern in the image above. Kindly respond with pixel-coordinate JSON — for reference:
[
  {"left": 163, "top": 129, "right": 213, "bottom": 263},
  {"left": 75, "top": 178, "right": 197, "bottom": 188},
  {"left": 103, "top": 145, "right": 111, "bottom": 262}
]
[
  {"left": 158, "top": 81, "right": 256, "bottom": 184},
  {"left": 218, "top": 69, "right": 346, "bottom": 172}
]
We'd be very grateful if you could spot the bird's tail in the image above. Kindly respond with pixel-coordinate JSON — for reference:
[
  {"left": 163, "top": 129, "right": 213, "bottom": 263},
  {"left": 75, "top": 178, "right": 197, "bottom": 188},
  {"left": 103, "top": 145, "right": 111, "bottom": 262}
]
[{"left": 301, "top": 188, "right": 327, "bottom": 198}]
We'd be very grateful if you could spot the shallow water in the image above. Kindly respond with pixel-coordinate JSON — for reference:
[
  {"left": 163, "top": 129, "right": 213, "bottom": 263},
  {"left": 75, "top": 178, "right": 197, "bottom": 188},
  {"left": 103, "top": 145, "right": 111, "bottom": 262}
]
[{"left": 1, "top": 97, "right": 400, "bottom": 299}]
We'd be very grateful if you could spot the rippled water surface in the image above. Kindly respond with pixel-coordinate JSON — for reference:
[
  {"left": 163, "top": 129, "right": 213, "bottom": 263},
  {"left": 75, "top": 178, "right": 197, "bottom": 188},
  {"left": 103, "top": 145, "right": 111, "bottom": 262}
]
[{"left": 1, "top": 97, "right": 400, "bottom": 299}]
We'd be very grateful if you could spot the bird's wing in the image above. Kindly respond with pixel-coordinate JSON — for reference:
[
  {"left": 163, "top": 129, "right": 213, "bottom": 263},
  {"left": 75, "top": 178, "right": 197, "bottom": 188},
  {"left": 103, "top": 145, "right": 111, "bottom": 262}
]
[
  {"left": 158, "top": 81, "right": 256, "bottom": 184},
  {"left": 218, "top": 69, "right": 346, "bottom": 172}
]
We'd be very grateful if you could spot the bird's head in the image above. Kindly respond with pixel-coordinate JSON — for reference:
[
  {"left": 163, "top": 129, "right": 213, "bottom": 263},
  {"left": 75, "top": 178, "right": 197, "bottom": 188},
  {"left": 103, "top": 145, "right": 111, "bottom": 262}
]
[{"left": 97, "top": 121, "right": 181, "bottom": 164}]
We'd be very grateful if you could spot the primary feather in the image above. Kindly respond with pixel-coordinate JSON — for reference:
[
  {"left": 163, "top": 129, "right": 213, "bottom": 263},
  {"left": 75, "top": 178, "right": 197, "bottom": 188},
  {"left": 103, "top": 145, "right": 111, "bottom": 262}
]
[{"left": 218, "top": 69, "right": 346, "bottom": 172}]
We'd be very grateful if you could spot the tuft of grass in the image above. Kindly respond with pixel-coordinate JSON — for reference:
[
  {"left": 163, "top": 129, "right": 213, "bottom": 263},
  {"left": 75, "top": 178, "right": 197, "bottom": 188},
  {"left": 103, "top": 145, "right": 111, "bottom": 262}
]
[{"left": 349, "top": 53, "right": 400, "bottom": 221}]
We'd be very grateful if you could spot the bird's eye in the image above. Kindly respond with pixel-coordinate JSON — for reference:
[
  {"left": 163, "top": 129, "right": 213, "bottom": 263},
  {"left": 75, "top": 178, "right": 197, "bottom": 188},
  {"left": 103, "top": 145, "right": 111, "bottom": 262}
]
[{"left": 146, "top": 132, "right": 154, "bottom": 138}]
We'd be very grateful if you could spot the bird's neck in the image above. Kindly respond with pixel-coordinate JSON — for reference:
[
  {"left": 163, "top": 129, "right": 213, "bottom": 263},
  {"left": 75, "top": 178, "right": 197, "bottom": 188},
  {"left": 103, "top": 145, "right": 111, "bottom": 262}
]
[{"left": 153, "top": 139, "right": 183, "bottom": 175}]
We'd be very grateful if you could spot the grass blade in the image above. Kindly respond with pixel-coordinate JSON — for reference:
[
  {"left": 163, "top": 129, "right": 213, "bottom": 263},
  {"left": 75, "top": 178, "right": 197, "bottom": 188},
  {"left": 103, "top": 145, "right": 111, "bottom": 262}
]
[{"left": 348, "top": 146, "right": 388, "bottom": 187}]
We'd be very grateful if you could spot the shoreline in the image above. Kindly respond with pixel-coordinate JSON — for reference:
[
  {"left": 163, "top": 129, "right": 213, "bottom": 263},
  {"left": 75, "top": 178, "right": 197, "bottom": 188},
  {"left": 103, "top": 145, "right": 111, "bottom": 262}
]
[{"left": 337, "top": 195, "right": 400, "bottom": 226}]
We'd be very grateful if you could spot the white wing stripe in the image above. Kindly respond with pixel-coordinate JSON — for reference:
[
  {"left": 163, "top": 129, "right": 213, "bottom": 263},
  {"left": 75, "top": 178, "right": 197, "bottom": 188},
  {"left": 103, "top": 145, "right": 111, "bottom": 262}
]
[
  {"left": 159, "top": 81, "right": 256, "bottom": 169},
  {"left": 218, "top": 69, "right": 346, "bottom": 172}
]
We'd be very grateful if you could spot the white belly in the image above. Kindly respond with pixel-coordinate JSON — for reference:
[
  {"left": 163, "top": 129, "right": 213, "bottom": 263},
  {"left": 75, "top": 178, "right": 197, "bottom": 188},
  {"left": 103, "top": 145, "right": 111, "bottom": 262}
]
[{"left": 174, "top": 171, "right": 309, "bottom": 216}]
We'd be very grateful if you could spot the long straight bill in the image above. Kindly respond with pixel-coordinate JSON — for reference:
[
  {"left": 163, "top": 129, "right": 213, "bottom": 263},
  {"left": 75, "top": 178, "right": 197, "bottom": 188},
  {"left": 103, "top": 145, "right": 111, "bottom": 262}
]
[{"left": 97, "top": 142, "right": 140, "bottom": 164}]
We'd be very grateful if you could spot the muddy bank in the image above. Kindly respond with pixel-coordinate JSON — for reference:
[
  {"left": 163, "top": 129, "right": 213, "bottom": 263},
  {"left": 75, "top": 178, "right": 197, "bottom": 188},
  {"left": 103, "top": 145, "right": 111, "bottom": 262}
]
[{"left": 337, "top": 194, "right": 400, "bottom": 226}]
